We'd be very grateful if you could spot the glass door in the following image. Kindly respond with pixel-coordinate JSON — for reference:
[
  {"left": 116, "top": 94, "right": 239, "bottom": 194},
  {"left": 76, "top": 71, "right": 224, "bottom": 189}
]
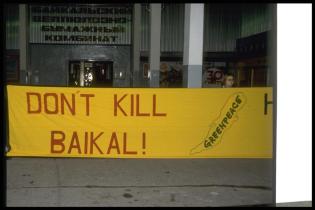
[{"left": 68, "top": 60, "right": 113, "bottom": 87}]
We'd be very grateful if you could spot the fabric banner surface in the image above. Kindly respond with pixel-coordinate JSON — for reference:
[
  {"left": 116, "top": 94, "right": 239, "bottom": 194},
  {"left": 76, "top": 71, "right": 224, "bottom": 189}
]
[{"left": 6, "top": 85, "right": 273, "bottom": 158}]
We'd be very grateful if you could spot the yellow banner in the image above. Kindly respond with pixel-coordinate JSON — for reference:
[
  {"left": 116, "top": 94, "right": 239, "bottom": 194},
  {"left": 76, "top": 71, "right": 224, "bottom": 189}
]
[{"left": 6, "top": 85, "right": 273, "bottom": 158}]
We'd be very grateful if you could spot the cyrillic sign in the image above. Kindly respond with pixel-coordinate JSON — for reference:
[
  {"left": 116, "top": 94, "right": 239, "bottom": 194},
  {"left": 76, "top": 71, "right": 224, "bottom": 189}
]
[
  {"left": 6, "top": 85, "right": 273, "bottom": 158},
  {"left": 29, "top": 5, "right": 132, "bottom": 44}
]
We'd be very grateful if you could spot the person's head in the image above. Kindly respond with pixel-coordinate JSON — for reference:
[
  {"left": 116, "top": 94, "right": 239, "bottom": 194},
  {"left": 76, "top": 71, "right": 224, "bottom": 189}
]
[{"left": 222, "top": 73, "right": 235, "bottom": 88}]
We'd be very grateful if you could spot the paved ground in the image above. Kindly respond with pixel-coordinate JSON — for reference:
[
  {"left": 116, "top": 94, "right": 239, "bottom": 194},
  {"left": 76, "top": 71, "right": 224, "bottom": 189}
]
[
  {"left": 276, "top": 201, "right": 312, "bottom": 207},
  {"left": 6, "top": 158, "right": 274, "bottom": 207}
]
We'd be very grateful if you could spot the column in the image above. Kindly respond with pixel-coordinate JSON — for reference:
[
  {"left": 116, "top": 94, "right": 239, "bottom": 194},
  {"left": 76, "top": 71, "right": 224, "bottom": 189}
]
[
  {"left": 149, "top": 4, "right": 161, "bottom": 87},
  {"left": 19, "top": 4, "right": 29, "bottom": 84},
  {"left": 132, "top": 4, "right": 141, "bottom": 87},
  {"left": 183, "top": 4, "right": 204, "bottom": 88}
]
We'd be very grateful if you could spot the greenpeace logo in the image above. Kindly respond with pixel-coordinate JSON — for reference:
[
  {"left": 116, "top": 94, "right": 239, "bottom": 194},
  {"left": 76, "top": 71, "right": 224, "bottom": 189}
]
[{"left": 190, "top": 92, "right": 247, "bottom": 155}]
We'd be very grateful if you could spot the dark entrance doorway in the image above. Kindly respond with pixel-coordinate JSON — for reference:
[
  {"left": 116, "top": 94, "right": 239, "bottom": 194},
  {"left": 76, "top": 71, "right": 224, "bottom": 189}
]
[{"left": 68, "top": 60, "right": 113, "bottom": 87}]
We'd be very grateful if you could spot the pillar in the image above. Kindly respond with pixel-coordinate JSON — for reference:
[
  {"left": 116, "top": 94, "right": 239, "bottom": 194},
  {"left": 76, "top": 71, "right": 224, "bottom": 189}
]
[
  {"left": 132, "top": 4, "right": 141, "bottom": 87},
  {"left": 19, "top": 4, "right": 29, "bottom": 84},
  {"left": 149, "top": 4, "right": 161, "bottom": 87},
  {"left": 183, "top": 4, "right": 204, "bottom": 88}
]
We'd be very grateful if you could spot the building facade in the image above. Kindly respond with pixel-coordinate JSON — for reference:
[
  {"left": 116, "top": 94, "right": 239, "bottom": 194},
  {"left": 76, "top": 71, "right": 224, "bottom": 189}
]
[{"left": 4, "top": 3, "right": 275, "bottom": 88}]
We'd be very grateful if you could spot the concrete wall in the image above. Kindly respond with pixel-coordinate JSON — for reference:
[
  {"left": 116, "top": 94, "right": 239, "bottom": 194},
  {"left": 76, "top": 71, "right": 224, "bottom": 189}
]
[{"left": 29, "top": 44, "right": 131, "bottom": 87}]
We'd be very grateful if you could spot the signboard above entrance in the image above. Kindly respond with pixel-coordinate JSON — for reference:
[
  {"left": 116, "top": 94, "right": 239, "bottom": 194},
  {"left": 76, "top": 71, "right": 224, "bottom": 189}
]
[{"left": 29, "top": 5, "right": 132, "bottom": 45}]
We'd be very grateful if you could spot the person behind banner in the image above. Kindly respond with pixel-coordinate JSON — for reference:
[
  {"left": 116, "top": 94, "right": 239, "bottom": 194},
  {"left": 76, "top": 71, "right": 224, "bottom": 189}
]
[{"left": 222, "top": 73, "right": 235, "bottom": 88}]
